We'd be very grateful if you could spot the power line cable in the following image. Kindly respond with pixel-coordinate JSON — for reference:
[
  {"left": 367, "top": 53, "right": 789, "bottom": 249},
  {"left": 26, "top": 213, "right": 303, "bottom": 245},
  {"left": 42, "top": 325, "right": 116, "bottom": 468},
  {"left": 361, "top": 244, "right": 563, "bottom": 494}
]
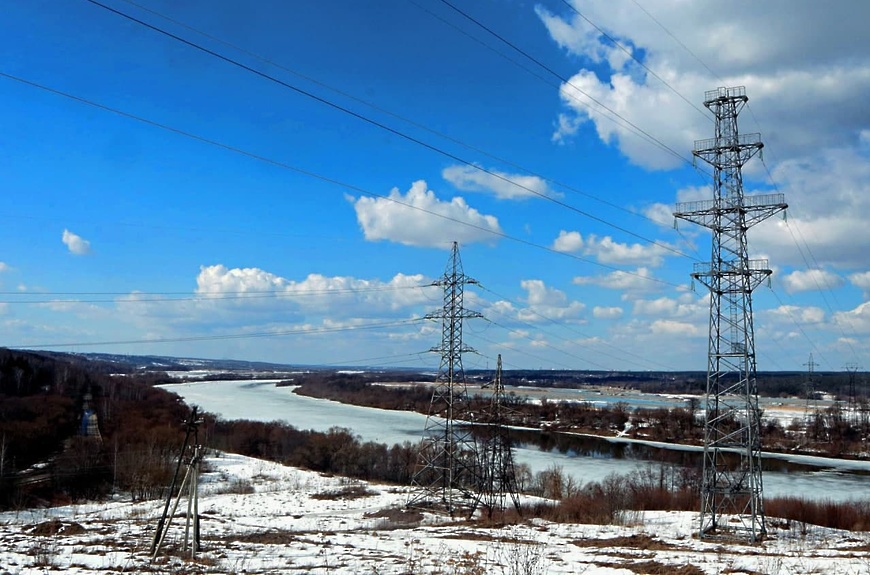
[
  {"left": 766, "top": 288, "right": 832, "bottom": 369},
  {"left": 83, "top": 0, "right": 694, "bottom": 264},
  {"left": 478, "top": 284, "right": 675, "bottom": 371},
  {"left": 0, "top": 70, "right": 682, "bottom": 289},
  {"left": 626, "top": 1, "right": 863, "bottom": 367},
  {"left": 628, "top": 0, "right": 722, "bottom": 83},
  {"left": 472, "top": 330, "right": 577, "bottom": 371},
  {"left": 14, "top": 318, "right": 425, "bottom": 350},
  {"left": 434, "top": 0, "right": 705, "bottom": 175},
  {"left": 555, "top": 0, "right": 710, "bottom": 121},
  {"left": 0, "top": 284, "right": 437, "bottom": 304},
  {"left": 121, "top": 0, "right": 687, "bottom": 248}
]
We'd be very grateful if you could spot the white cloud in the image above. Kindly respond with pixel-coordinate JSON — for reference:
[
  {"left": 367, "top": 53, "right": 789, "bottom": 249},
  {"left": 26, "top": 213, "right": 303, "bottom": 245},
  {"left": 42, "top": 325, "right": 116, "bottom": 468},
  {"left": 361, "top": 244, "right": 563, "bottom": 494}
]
[
  {"left": 538, "top": 2, "right": 870, "bottom": 169},
  {"left": 62, "top": 229, "right": 91, "bottom": 255},
  {"left": 441, "top": 165, "right": 555, "bottom": 200},
  {"left": 632, "top": 293, "right": 704, "bottom": 319},
  {"left": 552, "top": 230, "right": 673, "bottom": 266},
  {"left": 642, "top": 203, "right": 676, "bottom": 229},
  {"left": 195, "top": 265, "right": 433, "bottom": 312},
  {"left": 649, "top": 319, "right": 700, "bottom": 337},
  {"left": 592, "top": 306, "right": 623, "bottom": 320},
  {"left": 0, "top": 262, "right": 8, "bottom": 273},
  {"left": 781, "top": 269, "right": 844, "bottom": 294},
  {"left": 573, "top": 267, "right": 658, "bottom": 293},
  {"left": 517, "top": 279, "right": 585, "bottom": 322},
  {"left": 849, "top": 272, "right": 870, "bottom": 295},
  {"left": 352, "top": 180, "right": 501, "bottom": 248},
  {"left": 832, "top": 302, "right": 870, "bottom": 334},
  {"left": 552, "top": 230, "right": 584, "bottom": 252},
  {"left": 768, "top": 305, "right": 826, "bottom": 325}
]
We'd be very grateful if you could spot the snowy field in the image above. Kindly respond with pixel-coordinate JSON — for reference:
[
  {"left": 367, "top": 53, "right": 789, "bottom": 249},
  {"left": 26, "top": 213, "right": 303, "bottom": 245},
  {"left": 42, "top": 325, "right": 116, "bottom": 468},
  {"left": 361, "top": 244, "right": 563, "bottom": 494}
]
[{"left": 1, "top": 452, "right": 869, "bottom": 574}]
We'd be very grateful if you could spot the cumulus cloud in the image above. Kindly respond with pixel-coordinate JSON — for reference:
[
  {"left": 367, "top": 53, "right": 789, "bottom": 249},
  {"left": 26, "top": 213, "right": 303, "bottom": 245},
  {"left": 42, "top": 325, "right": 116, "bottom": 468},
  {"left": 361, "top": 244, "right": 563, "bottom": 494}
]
[
  {"left": 517, "top": 279, "right": 585, "bottom": 322},
  {"left": 537, "top": 2, "right": 870, "bottom": 277},
  {"left": 62, "top": 229, "right": 91, "bottom": 255},
  {"left": 632, "top": 293, "right": 705, "bottom": 319},
  {"left": 832, "top": 302, "right": 870, "bottom": 334},
  {"left": 767, "top": 305, "right": 826, "bottom": 325},
  {"left": 351, "top": 180, "right": 501, "bottom": 248},
  {"left": 592, "top": 306, "right": 623, "bottom": 320},
  {"left": 537, "top": 1, "right": 870, "bottom": 169},
  {"left": 781, "top": 269, "right": 844, "bottom": 294},
  {"left": 196, "top": 264, "right": 433, "bottom": 312},
  {"left": 553, "top": 230, "right": 674, "bottom": 266},
  {"left": 0, "top": 262, "right": 8, "bottom": 273},
  {"left": 849, "top": 272, "right": 870, "bottom": 295},
  {"left": 573, "top": 266, "right": 658, "bottom": 293},
  {"left": 649, "top": 319, "right": 700, "bottom": 337},
  {"left": 441, "top": 164, "right": 555, "bottom": 200}
]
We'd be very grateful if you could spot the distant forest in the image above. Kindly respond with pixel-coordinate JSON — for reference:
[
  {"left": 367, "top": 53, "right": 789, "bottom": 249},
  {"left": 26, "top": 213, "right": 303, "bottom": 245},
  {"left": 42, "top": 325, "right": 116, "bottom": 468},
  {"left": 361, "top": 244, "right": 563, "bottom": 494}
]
[
  {"left": 0, "top": 349, "right": 418, "bottom": 509},
  {"left": 1, "top": 348, "right": 867, "bottom": 510}
]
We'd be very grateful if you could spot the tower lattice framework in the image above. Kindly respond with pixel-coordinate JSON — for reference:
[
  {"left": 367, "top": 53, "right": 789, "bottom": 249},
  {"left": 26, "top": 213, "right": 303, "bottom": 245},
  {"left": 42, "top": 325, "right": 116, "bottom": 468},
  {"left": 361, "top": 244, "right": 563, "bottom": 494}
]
[
  {"left": 408, "top": 242, "right": 482, "bottom": 515},
  {"left": 674, "top": 86, "right": 786, "bottom": 541},
  {"left": 478, "top": 354, "right": 521, "bottom": 517}
]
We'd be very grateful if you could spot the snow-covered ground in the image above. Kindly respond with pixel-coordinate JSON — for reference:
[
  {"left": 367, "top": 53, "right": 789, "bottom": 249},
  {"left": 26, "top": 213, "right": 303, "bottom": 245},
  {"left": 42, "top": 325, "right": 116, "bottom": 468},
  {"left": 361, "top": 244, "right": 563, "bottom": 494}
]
[{"left": 1, "top": 453, "right": 868, "bottom": 574}]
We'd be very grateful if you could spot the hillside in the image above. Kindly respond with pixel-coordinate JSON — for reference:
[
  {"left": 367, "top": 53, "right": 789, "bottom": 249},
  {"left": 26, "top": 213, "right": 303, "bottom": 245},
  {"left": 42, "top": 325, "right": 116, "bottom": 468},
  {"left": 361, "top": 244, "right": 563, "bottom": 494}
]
[{"left": 0, "top": 452, "right": 867, "bottom": 574}]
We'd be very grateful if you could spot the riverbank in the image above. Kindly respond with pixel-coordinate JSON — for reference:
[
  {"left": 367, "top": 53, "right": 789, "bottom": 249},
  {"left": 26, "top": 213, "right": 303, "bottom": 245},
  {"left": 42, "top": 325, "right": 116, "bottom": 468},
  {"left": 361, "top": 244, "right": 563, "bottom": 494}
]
[{"left": 164, "top": 380, "right": 870, "bottom": 501}]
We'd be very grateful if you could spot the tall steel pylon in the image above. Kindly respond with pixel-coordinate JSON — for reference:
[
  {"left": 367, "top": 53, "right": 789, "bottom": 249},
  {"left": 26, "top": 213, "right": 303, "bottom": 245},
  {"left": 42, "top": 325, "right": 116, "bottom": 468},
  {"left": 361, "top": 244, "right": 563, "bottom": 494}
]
[
  {"left": 478, "top": 354, "right": 521, "bottom": 518},
  {"left": 408, "top": 242, "right": 483, "bottom": 515},
  {"left": 674, "top": 86, "right": 786, "bottom": 542}
]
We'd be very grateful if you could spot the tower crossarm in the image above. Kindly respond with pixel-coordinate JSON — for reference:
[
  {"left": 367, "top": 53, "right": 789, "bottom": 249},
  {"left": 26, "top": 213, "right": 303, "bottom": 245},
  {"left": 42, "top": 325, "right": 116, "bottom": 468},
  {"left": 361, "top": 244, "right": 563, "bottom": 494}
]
[
  {"left": 674, "top": 193, "right": 787, "bottom": 230},
  {"left": 693, "top": 133, "right": 763, "bottom": 167},
  {"left": 691, "top": 259, "right": 772, "bottom": 292}
]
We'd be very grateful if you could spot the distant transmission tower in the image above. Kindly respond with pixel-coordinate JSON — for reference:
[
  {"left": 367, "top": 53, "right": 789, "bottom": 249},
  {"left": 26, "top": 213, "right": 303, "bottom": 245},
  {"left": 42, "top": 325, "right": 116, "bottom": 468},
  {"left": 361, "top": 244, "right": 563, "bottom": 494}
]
[
  {"left": 408, "top": 242, "right": 483, "bottom": 516},
  {"left": 804, "top": 353, "right": 819, "bottom": 421},
  {"left": 804, "top": 353, "right": 822, "bottom": 441},
  {"left": 674, "top": 86, "right": 786, "bottom": 542},
  {"left": 478, "top": 354, "right": 521, "bottom": 518},
  {"left": 844, "top": 363, "right": 860, "bottom": 425}
]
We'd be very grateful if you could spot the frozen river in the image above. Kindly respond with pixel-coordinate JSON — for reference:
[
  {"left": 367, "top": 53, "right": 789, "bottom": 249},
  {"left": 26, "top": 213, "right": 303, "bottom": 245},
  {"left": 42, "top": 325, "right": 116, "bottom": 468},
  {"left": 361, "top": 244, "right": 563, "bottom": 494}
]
[{"left": 162, "top": 379, "right": 870, "bottom": 502}]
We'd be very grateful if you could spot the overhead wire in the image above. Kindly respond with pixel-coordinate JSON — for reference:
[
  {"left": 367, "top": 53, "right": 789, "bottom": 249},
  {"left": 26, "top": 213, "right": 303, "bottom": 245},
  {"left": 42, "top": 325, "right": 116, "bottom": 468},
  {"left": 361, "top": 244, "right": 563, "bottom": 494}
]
[
  {"left": 83, "top": 0, "right": 695, "bottom": 264},
  {"left": 0, "top": 67, "right": 700, "bottom": 371},
  {"left": 120, "top": 0, "right": 685, "bottom": 249},
  {"left": 477, "top": 284, "right": 676, "bottom": 371},
  {"left": 434, "top": 0, "right": 707, "bottom": 176},
  {"left": 555, "top": 0, "right": 711, "bottom": 122},
  {"left": 14, "top": 318, "right": 425, "bottom": 350},
  {"left": 0, "top": 284, "right": 438, "bottom": 305},
  {"left": 415, "top": 0, "right": 705, "bottom": 260},
  {"left": 628, "top": 0, "right": 864, "bottom": 367},
  {"left": 0, "top": 70, "right": 684, "bottom": 289}
]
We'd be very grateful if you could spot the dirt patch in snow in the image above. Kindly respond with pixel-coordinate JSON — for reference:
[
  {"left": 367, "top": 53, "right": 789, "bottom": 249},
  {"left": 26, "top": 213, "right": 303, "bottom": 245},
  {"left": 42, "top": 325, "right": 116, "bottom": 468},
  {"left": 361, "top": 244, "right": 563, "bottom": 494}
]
[
  {"left": 572, "top": 533, "right": 684, "bottom": 551},
  {"left": 311, "top": 485, "right": 379, "bottom": 500},
  {"left": 364, "top": 506, "right": 424, "bottom": 528},
  {"left": 29, "top": 520, "right": 86, "bottom": 536},
  {"left": 596, "top": 559, "right": 704, "bottom": 575}
]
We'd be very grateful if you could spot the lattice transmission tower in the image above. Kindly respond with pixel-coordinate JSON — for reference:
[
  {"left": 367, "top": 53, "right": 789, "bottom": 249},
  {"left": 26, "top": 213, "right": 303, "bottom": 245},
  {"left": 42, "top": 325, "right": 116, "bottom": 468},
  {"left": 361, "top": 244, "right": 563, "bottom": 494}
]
[
  {"left": 674, "top": 86, "right": 786, "bottom": 542},
  {"left": 478, "top": 354, "right": 521, "bottom": 518},
  {"left": 408, "top": 242, "right": 483, "bottom": 516},
  {"left": 844, "top": 363, "right": 860, "bottom": 425}
]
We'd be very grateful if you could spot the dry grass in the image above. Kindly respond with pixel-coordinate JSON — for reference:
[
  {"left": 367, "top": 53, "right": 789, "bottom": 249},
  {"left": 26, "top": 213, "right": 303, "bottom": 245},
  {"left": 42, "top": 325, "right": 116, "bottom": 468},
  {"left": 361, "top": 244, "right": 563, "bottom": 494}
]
[
  {"left": 766, "top": 496, "right": 870, "bottom": 532},
  {"left": 571, "top": 533, "right": 685, "bottom": 552},
  {"left": 596, "top": 559, "right": 705, "bottom": 575},
  {"left": 311, "top": 484, "right": 379, "bottom": 500}
]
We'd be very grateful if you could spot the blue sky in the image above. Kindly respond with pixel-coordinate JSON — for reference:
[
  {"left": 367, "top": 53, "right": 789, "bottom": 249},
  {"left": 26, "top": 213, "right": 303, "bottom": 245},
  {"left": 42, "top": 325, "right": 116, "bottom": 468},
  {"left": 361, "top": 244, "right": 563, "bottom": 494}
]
[{"left": 1, "top": 0, "right": 868, "bottom": 372}]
